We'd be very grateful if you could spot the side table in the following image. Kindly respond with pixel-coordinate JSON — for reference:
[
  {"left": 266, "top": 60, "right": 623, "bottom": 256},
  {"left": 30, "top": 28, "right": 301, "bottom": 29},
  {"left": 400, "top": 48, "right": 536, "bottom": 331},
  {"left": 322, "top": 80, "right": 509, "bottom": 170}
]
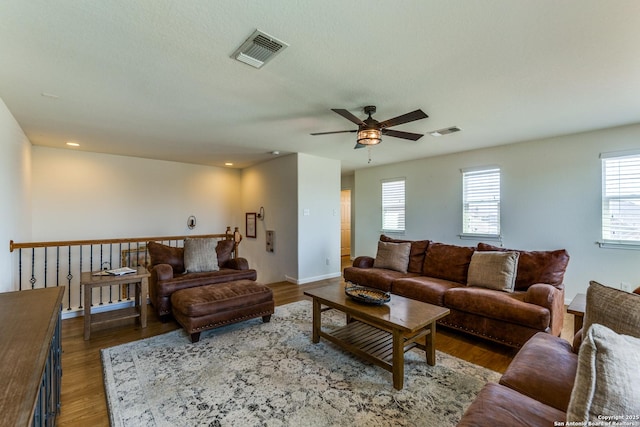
[
  {"left": 81, "top": 266, "right": 150, "bottom": 340},
  {"left": 567, "top": 293, "right": 586, "bottom": 335}
]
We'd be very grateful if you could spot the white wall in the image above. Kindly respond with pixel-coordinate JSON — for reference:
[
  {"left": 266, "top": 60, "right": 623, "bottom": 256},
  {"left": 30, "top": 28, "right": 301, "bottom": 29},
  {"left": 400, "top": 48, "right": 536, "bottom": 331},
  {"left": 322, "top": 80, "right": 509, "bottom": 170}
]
[
  {"left": 240, "top": 154, "right": 299, "bottom": 284},
  {"left": 31, "top": 147, "right": 241, "bottom": 240},
  {"left": 0, "top": 98, "right": 32, "bottom": 293},
  {"left": 297, "top": 154, "right": 341, "bottom": 283},
  {"left": 354, "top": 123, "right": 640, "bottom": 302}
]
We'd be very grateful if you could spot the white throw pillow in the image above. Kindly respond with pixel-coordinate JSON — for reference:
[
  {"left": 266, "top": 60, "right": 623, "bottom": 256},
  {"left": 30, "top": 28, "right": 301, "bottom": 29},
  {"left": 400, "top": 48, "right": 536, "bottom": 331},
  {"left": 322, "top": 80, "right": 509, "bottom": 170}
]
[
  {"left": 183, "top": 238, "right": 219, "bottom": 273},
  {"left": 373, "top": 241, "right": 411, "bottom": 274},
  {"left": 466, "top": 251, "right": 519, "bottom": 292},
  {"left": 567, "top": 323, "right": 640, "bottom": 422}
]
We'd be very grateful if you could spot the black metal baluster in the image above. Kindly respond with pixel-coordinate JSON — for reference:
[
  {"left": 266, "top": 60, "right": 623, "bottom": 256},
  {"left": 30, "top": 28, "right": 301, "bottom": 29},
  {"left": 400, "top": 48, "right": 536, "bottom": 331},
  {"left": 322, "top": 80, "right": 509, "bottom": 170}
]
[
  {"left": 108, "top": 243, "right": 113, "bottom": 304},
  {"left": 118, "top": 243, "right": 122, "bottom": 302},
  {"left": 76, "top": 246, "right": 81, "bottom": 309},
  {"left": 30, "top": 248, "right": 37, "bottom": 289},
  {"left": 18, "top": 249, "right": 22, "bottom": 291},
  {"left": 44, "top": 247, "right": 48, "bottom": 288}
]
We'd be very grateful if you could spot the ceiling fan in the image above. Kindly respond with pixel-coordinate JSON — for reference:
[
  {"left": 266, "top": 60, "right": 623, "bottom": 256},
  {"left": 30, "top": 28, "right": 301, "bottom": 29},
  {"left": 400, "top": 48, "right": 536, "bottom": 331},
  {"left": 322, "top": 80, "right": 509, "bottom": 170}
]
[{"left": 311, "top": 105, "right": 428, "bottom": 149}]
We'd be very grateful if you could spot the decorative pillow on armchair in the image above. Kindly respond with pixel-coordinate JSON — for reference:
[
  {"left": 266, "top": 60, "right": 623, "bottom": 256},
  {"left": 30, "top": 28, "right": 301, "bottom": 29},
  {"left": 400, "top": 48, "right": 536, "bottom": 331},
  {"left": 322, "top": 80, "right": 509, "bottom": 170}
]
[
  {"left": 147, "top": 241, "right": 185, "bottom": 274},
  {"left": 467, "top": 251, "right": 520, "bottom": 292},
  {"left": 583, "top": 280, "right": 640, "bottom": 339},
  {"left": 567, "top": 323, "right": 640, "bottom": 422},
  {"left": 184, "top": 238, "right": 219, "bottom": 273},
  {"left": 373, "top": 241, "right": 411, "bottom": 274},
  {"left": 216, "top": 239, "right": 235, "bottom": 266}
]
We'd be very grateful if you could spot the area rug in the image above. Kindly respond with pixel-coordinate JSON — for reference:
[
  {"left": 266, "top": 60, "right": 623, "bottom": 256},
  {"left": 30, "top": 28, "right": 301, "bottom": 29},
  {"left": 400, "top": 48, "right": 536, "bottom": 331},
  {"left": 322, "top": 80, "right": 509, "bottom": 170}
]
[{"left": 102, "top": 300, "right": 500, "bottom": 427}]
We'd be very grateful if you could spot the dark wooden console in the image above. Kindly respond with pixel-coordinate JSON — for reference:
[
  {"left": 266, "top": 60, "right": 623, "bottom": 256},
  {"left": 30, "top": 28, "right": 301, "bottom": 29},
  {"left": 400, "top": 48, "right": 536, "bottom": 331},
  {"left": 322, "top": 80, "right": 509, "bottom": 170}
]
[{"left": 0, "top": 287, "right": 64, "bottom": 426}]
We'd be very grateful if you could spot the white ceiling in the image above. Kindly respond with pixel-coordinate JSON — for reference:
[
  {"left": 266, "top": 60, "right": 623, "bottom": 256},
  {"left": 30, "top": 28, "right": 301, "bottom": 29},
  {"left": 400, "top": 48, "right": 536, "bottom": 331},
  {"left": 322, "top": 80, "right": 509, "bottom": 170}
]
[{"left": 1, "top": 1, "right": 639, "bottom": 173}]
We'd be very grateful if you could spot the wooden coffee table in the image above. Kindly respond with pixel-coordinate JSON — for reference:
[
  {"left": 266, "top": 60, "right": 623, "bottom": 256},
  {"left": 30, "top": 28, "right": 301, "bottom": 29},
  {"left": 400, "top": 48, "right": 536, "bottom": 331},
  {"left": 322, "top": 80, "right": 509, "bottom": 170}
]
[{"left": 304, "top": 285, "right": 450, "bottom": 390}]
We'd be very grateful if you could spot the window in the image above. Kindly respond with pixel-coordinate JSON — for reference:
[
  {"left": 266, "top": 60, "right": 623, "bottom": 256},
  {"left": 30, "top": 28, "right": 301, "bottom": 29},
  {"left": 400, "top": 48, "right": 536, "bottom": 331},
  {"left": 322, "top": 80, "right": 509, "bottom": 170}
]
[
  {"left": 462, "top": 167, "right": 501, "bottom": 237},
  {"left": 601, "top": 152, "right": 640, "bottom": 247},
  {"left": 381, "top": 178, "right": 405, "bottom": 232}
]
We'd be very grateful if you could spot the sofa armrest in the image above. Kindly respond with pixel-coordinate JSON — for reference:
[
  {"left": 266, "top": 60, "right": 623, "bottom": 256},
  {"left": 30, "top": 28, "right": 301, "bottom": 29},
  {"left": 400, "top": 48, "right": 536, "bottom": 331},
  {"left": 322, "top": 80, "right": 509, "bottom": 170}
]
[
  {"left": 524, "top": 283, "right": 565, "bottom": 336},
  {"left": 221, "top": 257, "right": 250, "bottom": 270},
  {"left": 352, "top": 256, "right": 374, "bottom": 268},
  {"left": 151, "top": 263, "right": 175, "bottom": 281}
]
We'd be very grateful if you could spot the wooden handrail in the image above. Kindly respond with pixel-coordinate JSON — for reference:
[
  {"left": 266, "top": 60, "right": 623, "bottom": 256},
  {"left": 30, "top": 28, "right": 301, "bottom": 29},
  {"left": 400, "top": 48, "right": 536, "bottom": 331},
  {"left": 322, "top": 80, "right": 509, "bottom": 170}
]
[{"left": 9, "top": 226, "right": 242, "bottom": 252}]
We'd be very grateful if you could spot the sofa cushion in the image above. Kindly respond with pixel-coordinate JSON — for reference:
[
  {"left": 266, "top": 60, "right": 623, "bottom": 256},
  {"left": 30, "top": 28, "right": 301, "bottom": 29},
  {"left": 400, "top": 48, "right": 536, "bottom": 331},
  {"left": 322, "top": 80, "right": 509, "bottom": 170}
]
[
  {"left": 392, "top": 276, "right": 460, "bottom": 306},
  {"left": 380, "top": 235, "right": 430, "bottom": 273},
  {"left": 467, "top": 251, "right": 519, "bottom": 292},
  {"left": 567, "top": 324, "right": 640, "bottom": 423},
  {"left": 457, "top": 382, "right": 566, "bottom": 427},
  {"left": 373, "top": 241, "right": 411, "bottom": 273},
  {"left": 444, "top": 287, "right": 550, "bottom": 330},
  {"left": 422, "top": 242, "right": 475, "bottom": 284},
  {"left": 584, "top": 280, "right": 640, "bottom": 339},
  {"left": 147, "top": 241, "right": 185, "bottom": 274},
  {"left": 184, "top": 238, "right": 219, "bottom": 273},
  {"left": 343, "top": 267, "right": 417, "bottom": 292},
  {"left": 477, "top": 243, "right": 569, "bottom": 290},
  {"left": 216, "top": 239, "right": 235, "bottom": 266},
  {"left": 499, "top": 332, "right": 578, "bottom": 412}
]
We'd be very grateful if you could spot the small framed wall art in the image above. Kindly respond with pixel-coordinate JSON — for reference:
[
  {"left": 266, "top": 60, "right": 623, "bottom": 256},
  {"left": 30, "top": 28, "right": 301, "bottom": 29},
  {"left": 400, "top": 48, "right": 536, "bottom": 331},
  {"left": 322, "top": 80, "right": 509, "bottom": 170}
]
[{"left": 246, "top": 212, "right": 257, "bottom": 238}]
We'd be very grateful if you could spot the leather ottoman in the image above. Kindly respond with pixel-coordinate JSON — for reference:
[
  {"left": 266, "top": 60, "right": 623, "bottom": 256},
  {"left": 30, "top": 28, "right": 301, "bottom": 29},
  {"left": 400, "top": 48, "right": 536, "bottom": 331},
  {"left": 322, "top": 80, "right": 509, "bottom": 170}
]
[{"left": 171, "top": 279, "right": 274, "bottom": 343}]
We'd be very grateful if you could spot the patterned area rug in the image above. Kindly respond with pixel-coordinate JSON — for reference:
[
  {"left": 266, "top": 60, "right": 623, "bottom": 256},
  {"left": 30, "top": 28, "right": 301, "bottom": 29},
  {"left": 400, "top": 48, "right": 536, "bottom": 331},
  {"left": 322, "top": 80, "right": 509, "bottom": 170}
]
[{"left": 102, "top": 300, "right": 499, "bottom": 427}]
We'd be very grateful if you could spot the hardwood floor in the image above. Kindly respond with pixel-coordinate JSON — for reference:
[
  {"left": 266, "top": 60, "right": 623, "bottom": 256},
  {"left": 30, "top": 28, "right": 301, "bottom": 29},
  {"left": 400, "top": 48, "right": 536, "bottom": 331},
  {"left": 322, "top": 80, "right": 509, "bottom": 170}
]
[{"left": 57, "top": 270, "right": 576, "bottom": 426}]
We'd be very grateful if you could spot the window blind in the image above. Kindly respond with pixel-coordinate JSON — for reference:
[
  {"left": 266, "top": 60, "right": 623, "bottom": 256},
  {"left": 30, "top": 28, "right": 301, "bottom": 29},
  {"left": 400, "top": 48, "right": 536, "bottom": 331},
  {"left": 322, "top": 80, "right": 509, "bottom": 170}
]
[
  {"left": 462, "top": 168, "right": 500, "bottom": 236},
  {"left": 382, "top": 179, "right": 405, "bottom": 232},
  {"left": 601, "top": 153, "right": 640, "bottom": 245}
]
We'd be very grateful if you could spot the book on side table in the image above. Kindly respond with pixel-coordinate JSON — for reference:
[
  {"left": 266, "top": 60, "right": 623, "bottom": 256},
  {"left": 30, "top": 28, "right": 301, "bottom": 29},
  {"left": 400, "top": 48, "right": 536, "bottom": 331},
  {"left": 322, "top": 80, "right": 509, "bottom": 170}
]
[{"left": 92, "top": 267, "right": 137, "bottom": 276}]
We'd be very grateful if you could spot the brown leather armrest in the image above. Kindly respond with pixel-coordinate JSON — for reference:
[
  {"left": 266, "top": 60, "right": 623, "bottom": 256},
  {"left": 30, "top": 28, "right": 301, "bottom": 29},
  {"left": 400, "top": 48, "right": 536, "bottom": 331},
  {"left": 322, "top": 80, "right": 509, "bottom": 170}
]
[
  {"left": 222, "top": 257, "right": 249, "bottom": 270},
  {"left": 524, "top": 283, "right": 565, "bottom": 336},
  {"left": 352, "top": 256, "right": 374, "bottom": 268},
  {"left": 151, "top": 264, "right": 174, "bottom": 281}
]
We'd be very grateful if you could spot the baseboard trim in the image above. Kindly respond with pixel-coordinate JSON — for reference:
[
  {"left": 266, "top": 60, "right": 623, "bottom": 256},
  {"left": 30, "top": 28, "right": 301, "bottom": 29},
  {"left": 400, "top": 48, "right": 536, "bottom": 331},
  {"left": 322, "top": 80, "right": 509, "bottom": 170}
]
[{"left": 285, "top": 272, "right": 342, "bottom": 285}]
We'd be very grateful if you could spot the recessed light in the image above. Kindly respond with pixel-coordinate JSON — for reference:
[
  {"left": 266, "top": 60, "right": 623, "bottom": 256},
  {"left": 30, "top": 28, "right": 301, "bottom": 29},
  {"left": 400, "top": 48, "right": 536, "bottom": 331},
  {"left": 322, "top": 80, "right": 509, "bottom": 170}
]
[
  {"left": 271, "top": 151, "right": 280, "bottom": 155},
  {"left": 41, "top": 92, "right": 59, "bottom": 99},
  {"left": 66, "top": 142, "right": 80, "bottom": 147},
  {"left": 224, "top": 162, "right": 233, "bottom": 166}
]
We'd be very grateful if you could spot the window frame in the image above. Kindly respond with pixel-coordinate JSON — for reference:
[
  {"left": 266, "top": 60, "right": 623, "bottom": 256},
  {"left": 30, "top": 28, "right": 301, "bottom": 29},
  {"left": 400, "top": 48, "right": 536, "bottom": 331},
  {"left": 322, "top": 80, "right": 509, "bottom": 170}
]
[
  {"left": 381, "top": 177, "right": 406, "bottom": 234},
  {"left": 599, "top": 150, "right": 640, "bottom": 249},
  {"left": 460, "top": 166, "right": 501, "bottom": 240}
]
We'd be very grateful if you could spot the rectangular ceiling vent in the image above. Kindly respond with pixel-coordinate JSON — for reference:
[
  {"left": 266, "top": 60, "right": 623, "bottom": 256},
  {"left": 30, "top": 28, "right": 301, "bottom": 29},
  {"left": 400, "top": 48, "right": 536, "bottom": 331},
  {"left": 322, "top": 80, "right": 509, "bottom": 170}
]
[
  {"left": 430, "top": 126, "right": 461, "bottom": 137},
  {"left": 232, "top": 30, "right": 289, "bottom": 69}
]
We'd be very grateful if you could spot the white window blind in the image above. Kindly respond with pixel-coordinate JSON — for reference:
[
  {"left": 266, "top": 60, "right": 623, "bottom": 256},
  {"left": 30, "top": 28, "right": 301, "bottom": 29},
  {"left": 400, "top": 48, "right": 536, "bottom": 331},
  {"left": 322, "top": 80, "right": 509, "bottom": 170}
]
[
  {"left": 462, "top": 167, "right": 501, "bottom": 236},
  {"left": 601, "top": 152, "right": 640, "bottom": 246},
  {"left": 382, "top": 178, "right": 405, "bottom": 232}
]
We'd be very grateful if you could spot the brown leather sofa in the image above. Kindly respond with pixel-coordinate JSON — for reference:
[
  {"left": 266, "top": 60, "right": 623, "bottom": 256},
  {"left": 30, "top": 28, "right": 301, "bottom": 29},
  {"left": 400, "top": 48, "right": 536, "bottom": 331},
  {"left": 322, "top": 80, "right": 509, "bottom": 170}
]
[
  {"left": 458, "top": 282, "right": 640, "bottom": 426},
  {"left": 147, "top": 240, "right": 257, "bottom": 318},
  {"left": 344, "top": 235, "right": 570, "bottom": 348}
]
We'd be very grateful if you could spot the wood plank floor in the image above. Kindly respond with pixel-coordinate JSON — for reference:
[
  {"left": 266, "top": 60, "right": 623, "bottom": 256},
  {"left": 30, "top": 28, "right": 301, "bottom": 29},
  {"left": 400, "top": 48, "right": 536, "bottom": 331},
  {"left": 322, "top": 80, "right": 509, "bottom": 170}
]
[{"left": 57, "top": 270, "right": 576, "bottom": 426}]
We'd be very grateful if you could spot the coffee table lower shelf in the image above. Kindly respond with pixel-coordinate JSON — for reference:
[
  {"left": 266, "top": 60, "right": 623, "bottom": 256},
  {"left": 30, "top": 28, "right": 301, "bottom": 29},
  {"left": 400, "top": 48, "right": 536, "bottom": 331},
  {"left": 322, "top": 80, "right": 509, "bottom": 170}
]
[{"left": 319, "top": 320, "right": 430, "bottom": 381}]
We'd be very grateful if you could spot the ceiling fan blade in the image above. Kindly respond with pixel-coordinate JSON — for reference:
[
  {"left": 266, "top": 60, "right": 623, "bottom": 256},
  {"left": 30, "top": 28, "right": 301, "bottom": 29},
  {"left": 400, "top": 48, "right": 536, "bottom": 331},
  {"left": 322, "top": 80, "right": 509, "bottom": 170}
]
[
  {"left": 382, "top": 129, "right": 424, "bottom": 141},
  {"left": 331, "top": 109, "right": 366, "bottom": 126},
  {"left": 378, "top": 109, "right": 428, "bottom": 129},
  {"left": 310, "top": 130, "right": 357, "bottom": 136}
]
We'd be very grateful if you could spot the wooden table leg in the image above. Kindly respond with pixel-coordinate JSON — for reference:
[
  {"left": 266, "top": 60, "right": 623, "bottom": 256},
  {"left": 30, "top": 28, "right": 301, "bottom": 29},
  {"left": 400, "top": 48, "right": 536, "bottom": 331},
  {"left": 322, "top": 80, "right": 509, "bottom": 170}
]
[
  {"left": 83, "top": 284, "right": 91, "bottom": 340},
  {"left": 425, "top": 322, "right": 436, "bottom": 366},
  {"left": 312, "top": 298, "right": 320, "bottom": 343},
  {"left": 392, "top": 328, "right": 404, "bottom": 390},
  {"left": 140, "top": 277, "right": 148, "bottom": 329}
]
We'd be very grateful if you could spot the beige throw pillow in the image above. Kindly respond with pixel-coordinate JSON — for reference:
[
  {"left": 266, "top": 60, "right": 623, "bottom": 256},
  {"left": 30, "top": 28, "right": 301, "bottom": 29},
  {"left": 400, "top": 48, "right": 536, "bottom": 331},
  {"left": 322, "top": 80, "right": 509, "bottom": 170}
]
[
  {"left": 184, "top": 238, "right": 219, "bottom": 273},
  {"left": 584, "top": 280, "right": 640, "bottom": 339},
  {"left": 467, "top": 251, "right": 519, "bottom": 292},
  {"left": 373, "top": 241, "right": 411, "bottom": 274},
  {"left": 567, "top": 323, "right": 640, "bottom": 422}
]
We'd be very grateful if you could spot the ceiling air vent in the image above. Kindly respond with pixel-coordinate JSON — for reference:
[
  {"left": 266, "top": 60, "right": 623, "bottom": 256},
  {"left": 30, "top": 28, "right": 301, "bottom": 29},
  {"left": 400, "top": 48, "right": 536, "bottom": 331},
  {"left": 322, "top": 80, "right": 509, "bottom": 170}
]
[
  {"left": 430, "top": 126, "right": 461, "bottom": 137},
  {"left": 232, "top": 30, "right": 289, "bottom": 69}
]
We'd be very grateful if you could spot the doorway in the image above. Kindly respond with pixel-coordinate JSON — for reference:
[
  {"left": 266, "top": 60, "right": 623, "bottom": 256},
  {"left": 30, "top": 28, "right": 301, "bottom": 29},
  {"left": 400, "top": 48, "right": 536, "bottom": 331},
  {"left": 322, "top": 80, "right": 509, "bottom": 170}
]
[{"left": 340, "top": 189, "right": 351, "bottom": 258}]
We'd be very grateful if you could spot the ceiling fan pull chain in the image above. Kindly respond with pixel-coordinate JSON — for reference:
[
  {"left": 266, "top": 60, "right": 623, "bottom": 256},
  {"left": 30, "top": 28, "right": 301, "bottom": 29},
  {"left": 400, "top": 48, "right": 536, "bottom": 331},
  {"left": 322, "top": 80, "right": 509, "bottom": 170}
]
[{"left": 368, "top": 146, "right": 372, "bottom": 164}]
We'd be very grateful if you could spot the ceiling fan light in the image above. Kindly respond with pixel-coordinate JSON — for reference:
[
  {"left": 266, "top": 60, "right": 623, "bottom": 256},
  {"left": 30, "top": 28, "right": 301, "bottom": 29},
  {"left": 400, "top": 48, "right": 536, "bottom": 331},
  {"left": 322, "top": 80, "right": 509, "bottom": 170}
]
[{"left": 357, "top": 129, "right": 382, "bottom": 145}]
